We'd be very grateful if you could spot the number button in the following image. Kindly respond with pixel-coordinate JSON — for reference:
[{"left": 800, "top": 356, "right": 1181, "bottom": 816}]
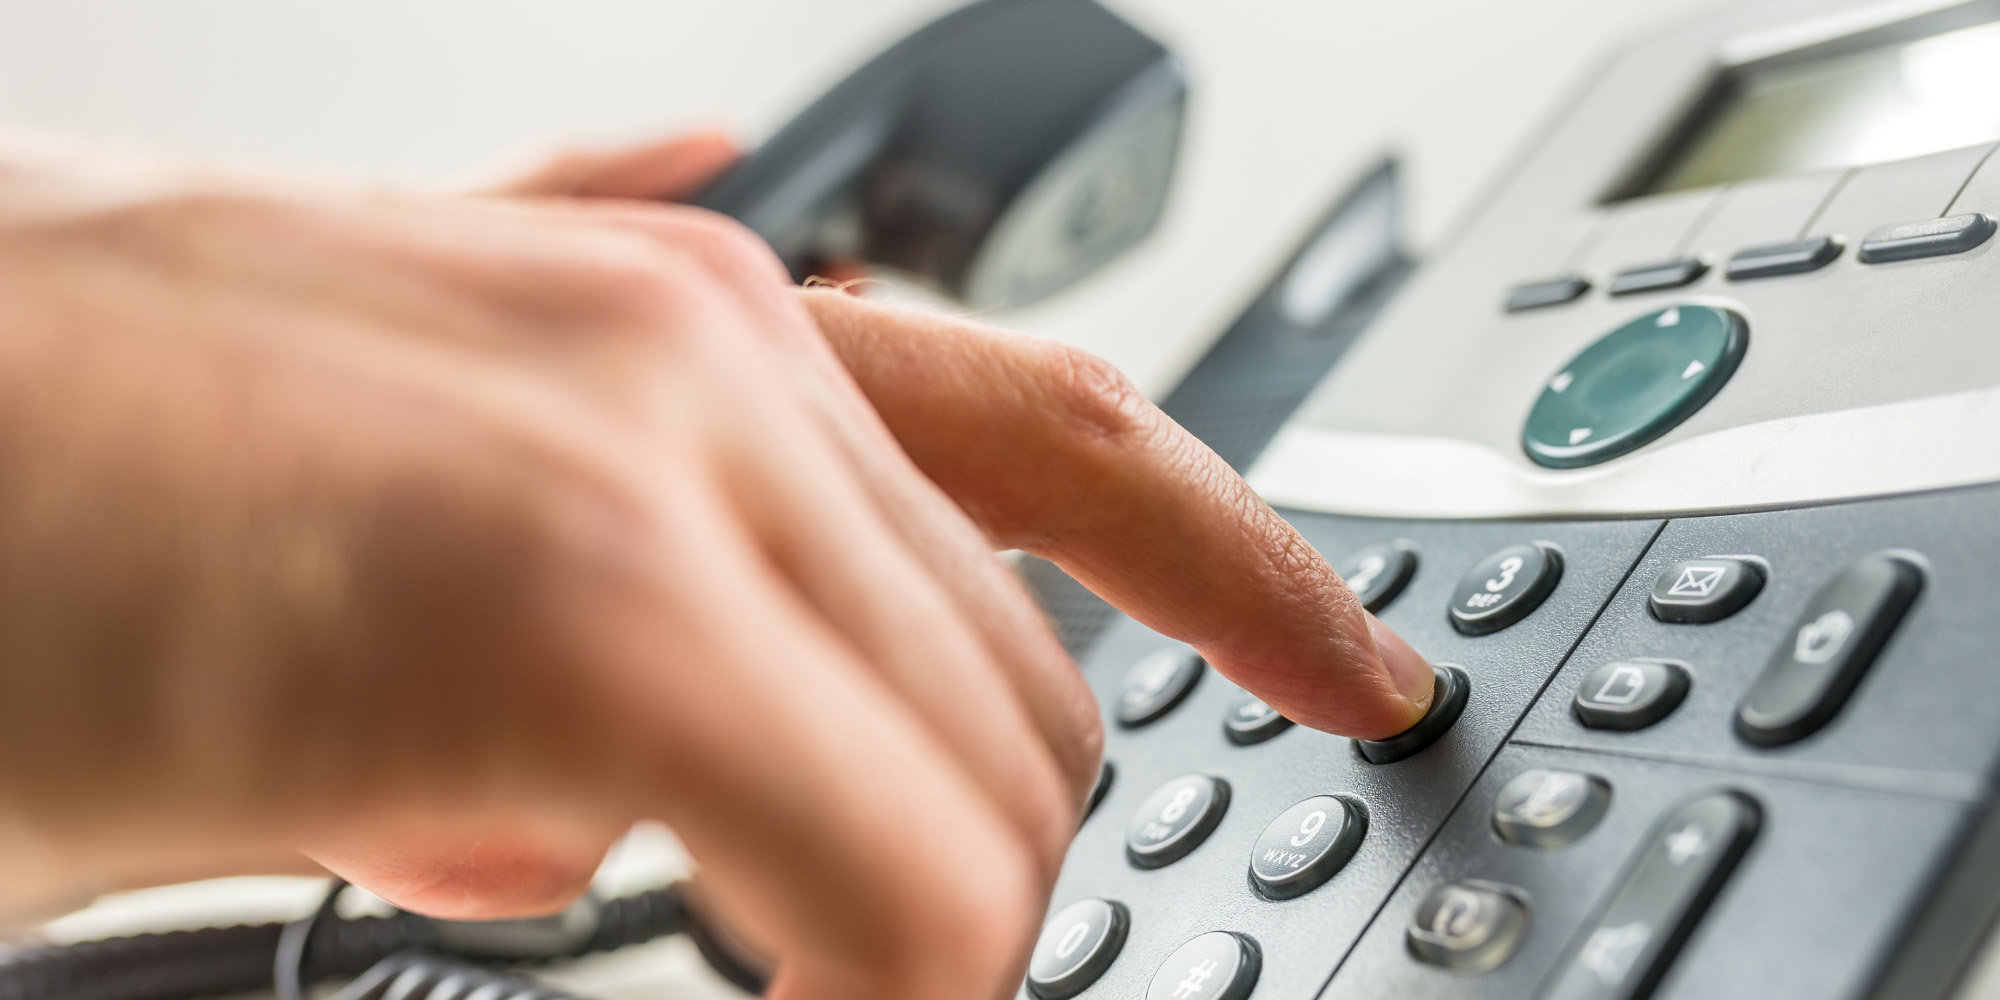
[
  {"left": 1026, "top": 898, "right": 1129, "bottom": 1000},
  {"left": 1127, "top": 774, "right": 1230, "bottom": 869},
  {"left": 1336, "top": 541, "right": 1418, "bottom": 612},
  {"left": 1249, "top": 795, "right": 1367, "bottom": 899},
  {"left": 1449, "top": 543, "right": 1563, "bottom": 635},
  {"left": 1116, "top": 648, "right": 1205, "bottom": 727},
  {"left": 1223, "top": 694, "right": 1294, "bottom": 745},
  {"left": 1145, "top": 931, "right": 1260, "bottom": 1000}
]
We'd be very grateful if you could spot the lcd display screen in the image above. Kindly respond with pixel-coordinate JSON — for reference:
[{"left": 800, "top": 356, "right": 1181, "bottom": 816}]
[{"left": 1640, "top": 18, "right": 2000, "bottom": 195}]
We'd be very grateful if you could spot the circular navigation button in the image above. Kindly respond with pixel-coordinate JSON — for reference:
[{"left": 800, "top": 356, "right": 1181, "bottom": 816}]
[
  {"left": 1406, "top": 880, "right": 1529, "bottom": 972},
  {"left": 1249, "top": 795, "right": 1367, "bottom": 899},
  {"left": 1573, "top": 659, "right": 1691, "bottom": 731},
  {"left": 1224, "top": 694, "right": 1294, "bottom": 745},
  {"left": 1336, "top": 541, "right": 1418, "bottom": 613},
  {"left": 1027, "top": 898, "right": 1129, "bottom": 1000},
  {"left": 1523, "top": 304, "right": 1747, "bottom": 469},
  {"left": 1116, "top": 649, "right": 1204, "bottom": 728},
  {"left": 1492, "top": 769, "right": 1610, "bottom": 848},
  {"left": 1146, "top": 932, "right": 1260, "bottom": 1000},
  {"left": 1449, "top": 543, "right": 1563, "bottom": 635},
  {"left": 1127, "top": 774, "right": 1230, "bottom": 869}
]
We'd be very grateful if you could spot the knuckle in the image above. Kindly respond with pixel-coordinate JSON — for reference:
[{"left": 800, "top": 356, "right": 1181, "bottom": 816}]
[
  {"left": 1036, "top": 343, "right": 1153, "bottom": 444},
  {"left": 648, "top": 207, "right": 793, "bottom": 290}
]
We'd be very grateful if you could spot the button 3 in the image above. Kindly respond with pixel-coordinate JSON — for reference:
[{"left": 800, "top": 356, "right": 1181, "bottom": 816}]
[{"left": 1450, "top": 543, "right": 1562, "bottom": 635}]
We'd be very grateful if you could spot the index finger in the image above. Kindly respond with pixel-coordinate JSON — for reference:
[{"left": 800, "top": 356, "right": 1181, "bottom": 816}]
[{"left": 801, "top": 291, "right": 1433, "bottom": 740}]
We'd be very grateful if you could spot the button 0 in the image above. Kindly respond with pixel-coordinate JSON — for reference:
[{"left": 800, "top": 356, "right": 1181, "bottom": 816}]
[
  {"left": 1493, "top": 769, "right": 1610, "bottom": 848},
  {"left": 1127, "top": 774, "right": 1230, "bottom": 869},
  {"left": 1450, "top": 543, "right": 1562, "bottom": 634},
  {"left": 1147, "top": 932, "right": 1260, "bottom": 1000},
  {"left": 1522, "top": 305, "right": 1746, "bottom": 469},
  {"left": 1407, "top": 880, "right": 1530, "bottom": 972},
  {"left": 1249, "top": 795, "right": 1367, "bottom": 900},
  {"left": 1355, "top": 664, "right": 1470, "bottom": 765},
  {"left": 1736, "top": 551, "right": 1923, "bottom": 747},
  {"left": 1116, "top": 649, "right": 1204, "bottom": 728},
  {"left": 1027, "top": 898, "right": 1129, "bottom": 1000},
  {"left": 1337, "top": 540, "right": 1419, "bottom": 613},
  {"left": 1224, "top": 695, "right": 1293, "bottom": 745},
  {"left": 1573, "top": 660, "right": 1690, "bottom": 732},
  {"left": 1647, "top": 558, "right": 1763, "bottom": 623},
  {"left": 1542, "top": 791, "right": 1759, "bottom": 1000}
]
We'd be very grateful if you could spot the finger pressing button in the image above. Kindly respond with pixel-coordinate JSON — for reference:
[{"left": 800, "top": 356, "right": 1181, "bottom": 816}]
[{"left": 1356, "top": 664, "right": 1470, "bottom": 764}]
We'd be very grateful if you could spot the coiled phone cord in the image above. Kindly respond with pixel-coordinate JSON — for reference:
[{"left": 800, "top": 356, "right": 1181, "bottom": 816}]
[{"left": 0, "top": 879, "right": 766, "bottom": 1000}]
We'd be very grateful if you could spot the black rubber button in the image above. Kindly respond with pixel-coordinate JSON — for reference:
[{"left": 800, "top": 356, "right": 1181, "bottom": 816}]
[
  {"left": 1146, "top": 932, "right": 1260, "bottom": 1000},
  {"left": 1356, "top": 664, "right": 1469, "bottom": 764},
  {"left": 1406, "top": 880, "right": 1530, "bottom": 972},
  {"left": 1127, "top": 774, "right": 1230, "bottom": 869},
  {"left": 1027, "top": 898, "right": 1129, "bottom": 1000},
  {"left": 1336, "top": 540, "right": 1418, "bottom": 613},
  {"left": 1492, "top": 769, "right": 1610, "bottom": 848},
  {"left": 1449, "top": 543, "right": 1562, "bottom": 635},
  {"left": 1648, "top": 558, "right": 1764, "bottom": 623},
  {"left": 1249, "top": 795, "right": 1367, "bottom": 899},
  {"left": 1522, "top": 305, "right": 1747, "bottom": 469},
  {"left": 1725, "top": 236, "right": 1841, "bottom": 280},
  {"left": 1224, "top": 694, "right": 1293, "bottom": 746},
  {"left": 1543, "top": 792, "right": 1759, "bottom": 1000},
  {"left": 1116, "top": 649, "right": 1204, "bottom": 728},
  {"left": 1084, "top": 762, "right": 1115, "bottom": 823},
  {"left": 1573, "top": 660, "right": 1690, "bottom": 731},
  {"left": 1736, "top": 551, "right": 1923, "bottom": 746},
  {"left": 1858, "top": 213, "right": 1996, "bottom": 263},
  {"left": 1506, "top": 276, "right": 1591, "bottom": 312},
  {"left": 1607, "top": 258, "right": 1708, "bottom": 295}
]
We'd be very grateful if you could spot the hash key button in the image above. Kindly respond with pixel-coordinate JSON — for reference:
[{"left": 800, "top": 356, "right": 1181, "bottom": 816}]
[
  {"left": 1648, "top": 558, "right": 1763, "bottom": 623},
  {"left": 1449, "top": 543, "right": 1563, "bottom": 635},
  {"left": 1250, "top": 795, "right": 1367, "bottom": 899},
  {"left": 1147, "top": 932, "right": 1260, "bottom": 1000},
  {"left": 1574, "top": 660, "right": 1690, "bottom": 731},
  {"left": 1736, "top": 551, "right": 1924, "bottom": 746}
]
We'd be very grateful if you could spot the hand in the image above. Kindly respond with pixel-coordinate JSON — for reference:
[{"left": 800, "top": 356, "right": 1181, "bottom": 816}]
[{"left": 0, "top": 131, "right": 1428, "bottom": 1000}]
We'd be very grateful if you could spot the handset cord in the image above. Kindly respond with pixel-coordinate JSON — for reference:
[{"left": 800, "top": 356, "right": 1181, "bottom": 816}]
[{"left": 0, "top": 879, "right": 767, "bottom": 1000}]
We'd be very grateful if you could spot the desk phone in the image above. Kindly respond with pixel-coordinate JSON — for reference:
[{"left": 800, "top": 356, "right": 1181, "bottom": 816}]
[{"left": 1024, "top": 1, "right": 2000, "bottom": 999}]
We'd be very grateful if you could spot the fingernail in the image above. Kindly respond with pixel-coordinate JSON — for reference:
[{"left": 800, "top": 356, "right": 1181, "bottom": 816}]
[{"left": 1367, "top": 613, "right": 1435, "bottom": 713}]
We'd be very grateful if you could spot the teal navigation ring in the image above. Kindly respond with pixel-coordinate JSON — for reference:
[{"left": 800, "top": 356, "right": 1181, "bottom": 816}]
[{"left": 1523, "top": 304, "right": 1747, "bottom": 469}]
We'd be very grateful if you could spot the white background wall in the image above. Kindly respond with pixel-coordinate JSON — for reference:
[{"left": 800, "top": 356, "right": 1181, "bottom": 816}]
[{"left": 0, "top": 0, "right": 1727, "bottom": 394}]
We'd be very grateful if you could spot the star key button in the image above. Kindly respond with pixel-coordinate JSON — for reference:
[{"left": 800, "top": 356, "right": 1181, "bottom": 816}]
[
  {"left": 1648, "top": 557, "right": 1764, "bottom": 623},
  {"left": 1146, "top": 931, "right": 1260, "bottom": 1000}
]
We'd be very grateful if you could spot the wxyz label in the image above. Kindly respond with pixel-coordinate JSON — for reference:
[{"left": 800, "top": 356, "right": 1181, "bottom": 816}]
[{"left": 1261, "top": 848, "right": 1308, "bottom": 869}]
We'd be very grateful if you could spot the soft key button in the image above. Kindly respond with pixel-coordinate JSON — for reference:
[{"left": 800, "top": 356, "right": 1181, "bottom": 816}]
[
  {"left": 1857, "top": 213, "right": 1996, "bottom": 263},
  {"left": 1541, "top": 791, "right": 1760, "bottom": 1000},
  {"left": 1736, "top": 552, "right": 1923, "bottom": 746},
  {"left": 1724, "top": 236, "right": 1841, "bottom": 279},
  {"left": 1026, "top": 898, "right": 1129, "bottom": 1000},
  {"left": 1505, "top": 276, "right": 1591, "bottom": 312}
]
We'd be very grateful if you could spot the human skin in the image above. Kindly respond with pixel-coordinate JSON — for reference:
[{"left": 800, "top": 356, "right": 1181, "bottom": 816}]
[{"left": 0, "top": 131, "right": 1431, "bottom": 1000}]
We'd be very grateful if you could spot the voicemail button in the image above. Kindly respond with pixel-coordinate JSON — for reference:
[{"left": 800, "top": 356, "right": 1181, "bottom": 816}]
[
  {"left": 1736, "top": 551, "right": 1924, "bottom": 746},
  {"left": 1573, "top": 660, "right": 1690, "bottom": 731},
  {"left": 1648, "top": 557, "right": 1764, "bottom": 623}
]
